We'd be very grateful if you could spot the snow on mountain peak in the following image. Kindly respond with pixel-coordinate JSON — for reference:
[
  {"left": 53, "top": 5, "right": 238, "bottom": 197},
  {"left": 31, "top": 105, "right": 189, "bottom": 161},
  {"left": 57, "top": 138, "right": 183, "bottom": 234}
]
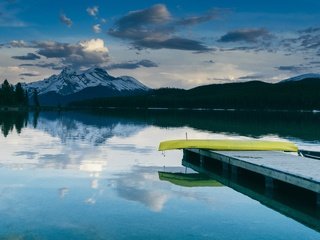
[
  {"left": 281, "top": 73, "right": 320, "bottom": 82},
  {"left": 24, "top": 67, "right": 149, "bottom": 96},
  {"left": 61, "top": 67, "right": 78, "bottom": 75}
]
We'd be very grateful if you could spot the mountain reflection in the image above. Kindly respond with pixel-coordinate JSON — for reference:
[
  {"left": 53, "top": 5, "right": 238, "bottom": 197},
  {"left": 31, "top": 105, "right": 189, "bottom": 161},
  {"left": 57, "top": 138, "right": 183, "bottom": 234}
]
[
  {"left": 0, "top": 111, "right": 148, "bottom": 172},
  {"left": 35, "top": 111, "right": 146, "bottom": 145},
  {"left": 1, "top": 109, "right": 319, "bottom": 142}
]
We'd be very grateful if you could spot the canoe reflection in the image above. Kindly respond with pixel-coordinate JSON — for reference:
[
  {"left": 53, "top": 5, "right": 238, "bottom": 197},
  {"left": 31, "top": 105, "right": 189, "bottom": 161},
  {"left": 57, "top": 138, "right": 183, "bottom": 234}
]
[{"left": 158, "top": 171, "right": 223, "bottom": 187}]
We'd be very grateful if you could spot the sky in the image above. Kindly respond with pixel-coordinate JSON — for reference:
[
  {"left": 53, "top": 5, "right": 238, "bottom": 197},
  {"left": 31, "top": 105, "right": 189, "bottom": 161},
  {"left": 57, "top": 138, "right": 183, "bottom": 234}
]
[{"left": 1, "top": 0, "right": 320, "bottom": 89}]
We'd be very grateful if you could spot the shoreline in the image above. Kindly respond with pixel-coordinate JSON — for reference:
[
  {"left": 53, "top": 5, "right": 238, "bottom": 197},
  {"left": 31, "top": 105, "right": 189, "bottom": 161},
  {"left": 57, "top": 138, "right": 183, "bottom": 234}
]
[{"left": 0, "top": 106, "right": 320, "bottom": 113}]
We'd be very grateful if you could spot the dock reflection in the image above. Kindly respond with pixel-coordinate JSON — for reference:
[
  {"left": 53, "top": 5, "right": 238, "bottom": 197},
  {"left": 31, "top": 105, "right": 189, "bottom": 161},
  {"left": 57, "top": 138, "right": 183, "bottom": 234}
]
[{"left": 182, "top": 150, "right": 320, "bottom": 232}]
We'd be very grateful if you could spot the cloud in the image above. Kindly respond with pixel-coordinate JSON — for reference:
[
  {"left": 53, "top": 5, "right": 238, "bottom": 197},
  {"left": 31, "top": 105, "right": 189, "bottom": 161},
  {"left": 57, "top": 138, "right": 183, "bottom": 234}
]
[
  {"left": 7, "top": 39, "right": 110, "bottom": 69},
  {"left": 108, "top": 4, "right": 212, "bottom": 52},
  {"left": 176, "top": 9, "right": 226, "bottom": 26},
  {"left": 134, "top": 37, "right": 212, "bottom": 51},
  {"left": 237, "top": 74, "right": 264, "bottom": 80},
  {"left": 19, "top": 62, "right": 64, "bottom": 70},
  {"left": 106, "top": 59, "right": 158, "bottom": 70},
  {"left": 9, "top": 40, "right": 28, "bottom": 48},
  {"left": 309, "top": 61, "right": 320, "bottom": 64},
  {"left": 59, "top": 13, "right": 72, "bottom": 27},
  {"left": 93, "top": 24, "right": 101, "bottom": 33},
  {"left": 109, "top": 4, "right": 171, "bottom": 40},
  {"left": 19, "top": 72, "right": 41, "bottom": 77},
  {"left": 138, "top": 59, "right": 158, "bottom": 67},
  {"left": 218, "top": 28, "right": 272, "bottom": 43},
  {"left": 35, "top": 38, "right": 109, "bottom": 69},
  {"left": 220, "top": 46, "right": 257, "bottom": 52},
  {"left": 276, "top": 65, "right": 306, "bottom": 72},
  {"left": 116, "top": 4, "right": 171, "bottom": 29},
  {"left": 298, "top": 27, "right": 320, "bottom": 34},
  {"left": 280, "top": 27, "right": 320, "bottom": 56},
  {"left": 299, "top": 33, "right": 320, "bottom": 49},
  {"left": 87, "top": 6, "right": 99, "bottom": 17},
  {"left": 12, "top": 53, "right": 40, "bottom": 60}
]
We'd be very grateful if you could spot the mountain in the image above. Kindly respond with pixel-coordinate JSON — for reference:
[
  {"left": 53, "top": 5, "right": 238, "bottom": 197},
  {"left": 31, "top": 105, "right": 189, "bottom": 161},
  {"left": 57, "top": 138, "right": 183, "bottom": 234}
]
[
  {"left": 281, "top": 73, "right": 320, "bottom": 82},
  {"left": 23, "top": 67, "right": 150, "bottom": 105}
]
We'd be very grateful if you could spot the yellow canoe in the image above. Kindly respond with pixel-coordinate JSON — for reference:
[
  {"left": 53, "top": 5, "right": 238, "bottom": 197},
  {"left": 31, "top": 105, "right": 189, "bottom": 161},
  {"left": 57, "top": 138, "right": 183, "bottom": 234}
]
[{"left": 158, "top": 139, "right": 298, "bottom": 152}]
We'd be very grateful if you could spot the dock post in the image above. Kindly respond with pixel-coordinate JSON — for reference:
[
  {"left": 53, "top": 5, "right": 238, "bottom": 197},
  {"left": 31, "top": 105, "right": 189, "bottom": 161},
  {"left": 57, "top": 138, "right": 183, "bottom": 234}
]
[
  {"left": 231, "top": 166, "right": 238, "bottom": 180},
  {"left": 265, "top": 176, "right": 274, "bottom": 189},
  {"left": 265, "top": 176, "right": 275, "bottom": 197},
  {"left": 222, "top": 162, "right": 229, "bottom": 176},
  {"left": 183, "top": 150, "right": 189, "bottom": 162},
  {"left": 200, "top": 155, "right": 205, "bottom": 167}
]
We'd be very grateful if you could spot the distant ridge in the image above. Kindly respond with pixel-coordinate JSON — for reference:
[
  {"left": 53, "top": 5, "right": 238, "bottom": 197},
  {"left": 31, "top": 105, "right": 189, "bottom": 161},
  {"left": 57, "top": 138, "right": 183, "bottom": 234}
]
[
  {"left": 281, "top": 73, "right": 320, "bottom": 82},
  {"left": 71, "top": 77, "right": 320, "bottom": 110}
]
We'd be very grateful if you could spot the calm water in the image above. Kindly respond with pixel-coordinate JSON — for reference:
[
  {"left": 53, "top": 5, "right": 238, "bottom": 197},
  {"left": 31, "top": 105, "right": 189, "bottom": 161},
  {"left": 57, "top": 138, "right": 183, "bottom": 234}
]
[{"left": 0, "top": 110, "right": 319, "bottom": 240}]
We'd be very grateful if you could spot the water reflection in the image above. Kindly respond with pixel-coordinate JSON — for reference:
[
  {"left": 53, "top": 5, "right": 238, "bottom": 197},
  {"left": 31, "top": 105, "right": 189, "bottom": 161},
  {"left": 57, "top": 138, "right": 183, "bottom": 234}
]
[
  {"left": 181, "top": 150, "right": 320, "bottom": 232},
  {"left": 1, "top": 110, "right": 320, "bottom": 143},
  {"left": 0, "top": 110, "right": 319, "bottom": 239},
  {"left": 158, "top": 171, "right": 223, "bottom": 187},
  {"left": 35, "top": 111, "right": 146, "bottom": 145},
  {"left": 58, "top": 187, "right": 69, "bottom": 199},
  {"left": 112, "top": 166, "right": 170, "bottom": 212},
  {"left": 0, "top": 111, "right": 28, "bottom": 137}
]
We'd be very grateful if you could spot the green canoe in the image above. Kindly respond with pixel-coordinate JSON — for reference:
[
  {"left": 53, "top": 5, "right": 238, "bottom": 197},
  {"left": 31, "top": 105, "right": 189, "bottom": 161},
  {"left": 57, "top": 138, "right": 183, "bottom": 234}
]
[{"left": 158, "top": 139, "right": 298, "bottom": 152}]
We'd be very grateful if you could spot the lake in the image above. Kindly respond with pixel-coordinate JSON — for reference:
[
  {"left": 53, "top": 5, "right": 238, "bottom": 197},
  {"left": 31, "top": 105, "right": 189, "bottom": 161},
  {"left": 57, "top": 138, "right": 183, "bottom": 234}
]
[{"left": 0, "top": 110, "right": 319, "bottom": 240}]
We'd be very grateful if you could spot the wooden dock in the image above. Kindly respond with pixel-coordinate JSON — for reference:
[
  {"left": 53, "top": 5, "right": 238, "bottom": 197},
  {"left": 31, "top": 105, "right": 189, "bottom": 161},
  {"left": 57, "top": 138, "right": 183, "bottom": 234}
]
[{"left": 184, "top": 149, "right": 320, "bottom": 204}]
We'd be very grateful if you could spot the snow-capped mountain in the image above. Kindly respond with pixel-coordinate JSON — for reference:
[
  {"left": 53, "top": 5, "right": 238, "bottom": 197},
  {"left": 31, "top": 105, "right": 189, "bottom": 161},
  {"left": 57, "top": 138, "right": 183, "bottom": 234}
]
[
  {"left": 23, "top": 67, "right": 150, "bottom": 105},
  {"left": 281, "top": 73, "right": 320, "bottom": 82},
  {"left": 24, "top": 67, "right": 149, "bottom": 96}
]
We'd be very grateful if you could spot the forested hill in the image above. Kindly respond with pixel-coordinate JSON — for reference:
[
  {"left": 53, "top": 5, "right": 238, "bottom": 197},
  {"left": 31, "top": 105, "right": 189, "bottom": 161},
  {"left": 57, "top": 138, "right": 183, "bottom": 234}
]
[{"left": 70, "top": 78, "right": 320, "bottom": 110}]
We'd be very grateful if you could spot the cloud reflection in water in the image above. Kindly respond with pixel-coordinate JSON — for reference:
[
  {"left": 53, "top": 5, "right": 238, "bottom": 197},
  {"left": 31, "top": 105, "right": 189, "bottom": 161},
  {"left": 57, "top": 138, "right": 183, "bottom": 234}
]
[{"left": 112, "top": 166, "right": 170, "bottom": 212}]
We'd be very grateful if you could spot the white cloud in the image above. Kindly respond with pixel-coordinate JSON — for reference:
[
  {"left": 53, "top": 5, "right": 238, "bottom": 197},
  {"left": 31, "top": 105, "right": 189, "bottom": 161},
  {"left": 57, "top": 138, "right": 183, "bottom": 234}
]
[
  {"left": 87, "top": 6, "right": 99, "bottom": 17},
  {"left": 93, "top": 24, "right": 101, "bottom": 33},
  {"left": 10, "top": 40, "right": 28, "bottom": 48},
  {"left": 79, "top": 38, "right": 108, "bottom": 53},
  {"left": 1, "top": 38, "right": 111, "bottom": 83},
  {"left": 31, "top": 38, "right": 110, "bottom": 69},
  {"left": 7, "top": 66, "right": 24, "bottom": 72}
]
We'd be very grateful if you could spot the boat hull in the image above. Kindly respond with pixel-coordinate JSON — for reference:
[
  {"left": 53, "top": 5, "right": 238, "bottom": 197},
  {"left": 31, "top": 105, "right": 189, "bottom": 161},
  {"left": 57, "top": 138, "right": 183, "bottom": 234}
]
[{"left": 158, "top": 139, "right": 298, "bottom": 152}]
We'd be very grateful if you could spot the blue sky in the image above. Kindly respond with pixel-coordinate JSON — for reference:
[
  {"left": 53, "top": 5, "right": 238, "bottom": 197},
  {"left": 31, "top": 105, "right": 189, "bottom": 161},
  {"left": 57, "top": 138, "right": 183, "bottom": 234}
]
[{"left": 1, "top": 0, "right": 320, "bottom": 88}]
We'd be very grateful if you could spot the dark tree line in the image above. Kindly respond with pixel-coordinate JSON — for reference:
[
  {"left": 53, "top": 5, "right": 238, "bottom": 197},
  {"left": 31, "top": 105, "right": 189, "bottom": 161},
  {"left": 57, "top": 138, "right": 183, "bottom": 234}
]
[
  {"left": 70, "top": 79, "right": 320, "bottom": 110},
  {"left": 0, "top": 79, "right": 29, "bottom": 107}
]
